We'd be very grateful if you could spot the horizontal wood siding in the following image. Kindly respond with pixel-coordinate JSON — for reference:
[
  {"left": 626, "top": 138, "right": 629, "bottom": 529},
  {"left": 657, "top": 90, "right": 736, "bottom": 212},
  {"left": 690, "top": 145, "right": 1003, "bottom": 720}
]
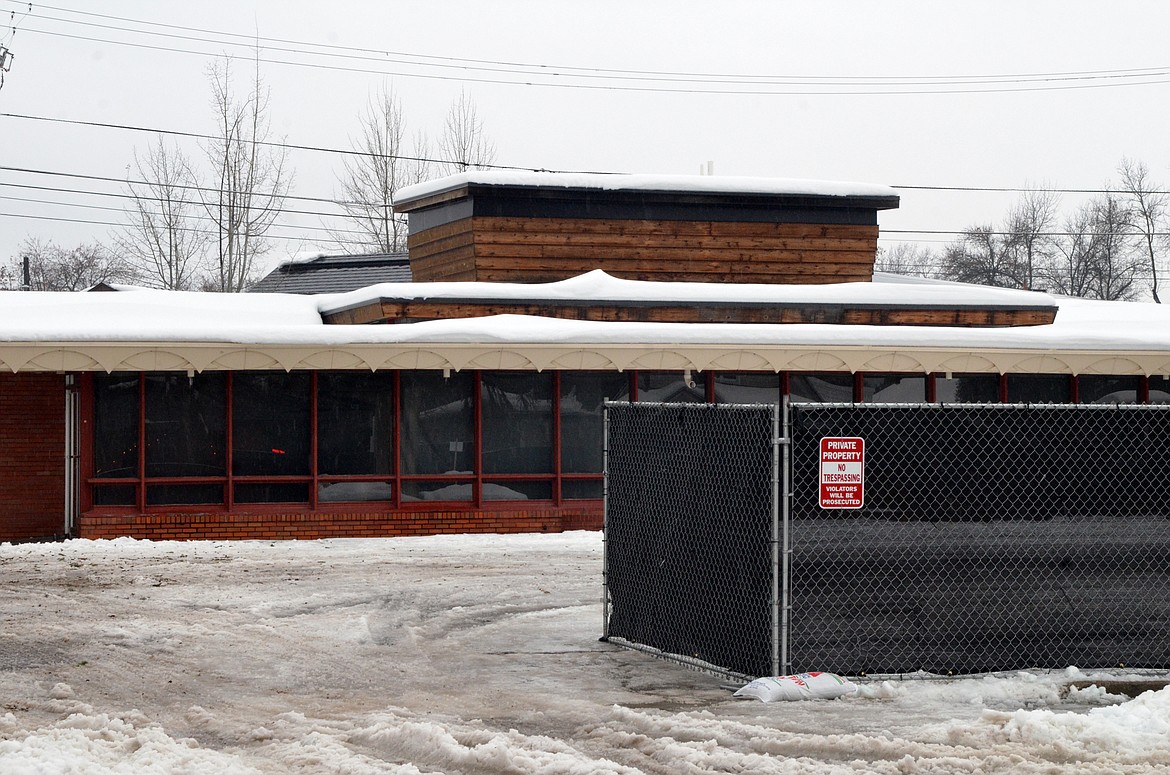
[
  {"left": 408, "top": 216, "right": 879, "bottom": 284},
  {"left": 321, "top": 299, "right": 1056, "bottom": 327}
]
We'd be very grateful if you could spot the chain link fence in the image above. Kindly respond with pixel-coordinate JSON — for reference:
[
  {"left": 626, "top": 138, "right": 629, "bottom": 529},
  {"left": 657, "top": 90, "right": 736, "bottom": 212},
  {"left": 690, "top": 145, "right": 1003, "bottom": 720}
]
[
  {"left": 603, "top": 402, "right": 779, "bottom": 680},
  {"left": 604, "top": 401, "right": 1170, "bottom": 679},
  {"left": 789, "top": 403, "right": 1170, "bottom": 676}
]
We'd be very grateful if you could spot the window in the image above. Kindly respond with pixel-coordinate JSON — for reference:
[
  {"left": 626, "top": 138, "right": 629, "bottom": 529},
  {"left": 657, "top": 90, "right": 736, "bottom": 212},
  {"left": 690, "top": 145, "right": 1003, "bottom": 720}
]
[
  {"left": 713, "top": 372, "right": 780, "bottom": 404},
  {"left": 935, "top": 374, "right": 1000, "bottom": 403},
  {"left": 637, "top": 371, "right": 705, "bottom": 403},
  {"left": 400, "top": 370, "right": 474, "bottom": 501},
  {"left": 1006, "top": 374, "right": 1072, "bottom": 403},
  {"left": 92, "top": 373, "right": 140, "bottom": 506},
  {"left": 863, "top": 374, "right": 925, "bottom": 402},
  {"left": 317, "top": 371, "right": 395, "bottom": 502},
  {"left": 146, "top": 372, "right": 226, "bottom": 478},
  {"left": 1151, "top": 376, "right": 1170, "bottom": 404},
  {"left": 93, "top": 373, "right": 139, "bottom": 479},
  {"left": 1079, "top": 375, "right": 1140, "bottom": 404},
  {"left": 232, "top": 372, "right": 311, "bottom": 503},
  {"left": 789, "top": 373, "right": 854, "bottom": 403},
  {"left": 560, "top": 372, "right": 630, "bottom": 500}
]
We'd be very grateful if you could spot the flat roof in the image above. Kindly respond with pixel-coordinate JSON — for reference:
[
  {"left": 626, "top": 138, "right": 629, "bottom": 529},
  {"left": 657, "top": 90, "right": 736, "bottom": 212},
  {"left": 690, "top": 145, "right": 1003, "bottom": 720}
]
[
  {"left": 394, "top": 171, "right": 900, "bottom": 209},
  {"left": 1, "top": 273, "right": 1169, "bottom": 378}
]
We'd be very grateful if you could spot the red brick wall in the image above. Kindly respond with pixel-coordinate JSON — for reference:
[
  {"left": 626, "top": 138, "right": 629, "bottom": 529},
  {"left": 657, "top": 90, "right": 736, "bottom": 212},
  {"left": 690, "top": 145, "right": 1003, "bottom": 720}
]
[
  {"left": 76, "top": 505, "right": 602, "bottom": 541},
  {"left": 0, "top": 373, "right": 65, "bottom": 542}
]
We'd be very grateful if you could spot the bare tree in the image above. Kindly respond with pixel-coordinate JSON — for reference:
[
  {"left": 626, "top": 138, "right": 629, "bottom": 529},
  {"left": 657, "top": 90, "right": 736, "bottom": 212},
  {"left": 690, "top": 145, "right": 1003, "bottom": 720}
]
[
  {"left": 334, "top": 86, "right": 430, "bottom": 252},
  {"left": 942, "top": 225, "right": 1024, "bottom": 288},
  {"left": 439, "top": 88, "right": 496, "bottom": 175},
  {"left": 1004, "top": 186, "right": 1059, "bottom": 291},
  {"left": 200, "top": 55, "right": 292, "bottom": 292},
  {"left": 116, "top": 136, "right": 208, "bottom": 290},
  {"left": 1046, "top": 204, "right": 1098, "bottom": 297},
  {"left": 1118, "top": 157, "right": 1168, "bottom": 304},
  {"left": 1087, "top": 191, "right": 1141, "bottom": 301},
  {"left": 10, "top": 238, "right": 133, "bottom": 290},
  {"left": 874, "top": 242, "right": 938, "bottom": 278}
]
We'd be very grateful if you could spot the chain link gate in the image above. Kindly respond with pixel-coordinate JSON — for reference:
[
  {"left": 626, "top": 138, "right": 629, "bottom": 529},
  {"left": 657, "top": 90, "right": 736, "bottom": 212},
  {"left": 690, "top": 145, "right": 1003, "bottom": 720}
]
[
  {"left": 602, "top": 402, "right": 781, "bottom": 680},
  {"left": 604, "top": 400, "right": 1170, "bottom": 680}
]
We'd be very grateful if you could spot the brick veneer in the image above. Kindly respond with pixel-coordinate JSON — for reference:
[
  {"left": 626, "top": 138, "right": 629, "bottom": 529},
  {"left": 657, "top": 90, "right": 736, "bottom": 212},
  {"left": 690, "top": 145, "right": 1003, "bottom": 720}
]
[
  {"left": 77, "top": 505, "right": 602, "bottom": 541},
  {"left": 0, "top": 373, "right": 66, "bottom": 542}
]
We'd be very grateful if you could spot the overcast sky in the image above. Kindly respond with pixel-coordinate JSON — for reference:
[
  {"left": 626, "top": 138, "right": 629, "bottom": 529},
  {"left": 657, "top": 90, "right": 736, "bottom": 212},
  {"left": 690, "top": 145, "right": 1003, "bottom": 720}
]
[{"left": 2, "top": 1, "right": 1168, "bottom": 276}]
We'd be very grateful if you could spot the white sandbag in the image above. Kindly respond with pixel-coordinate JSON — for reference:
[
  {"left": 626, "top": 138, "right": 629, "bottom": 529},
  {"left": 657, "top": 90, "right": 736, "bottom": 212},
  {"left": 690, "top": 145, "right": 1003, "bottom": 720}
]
[{"left": 734, "top": 672, "right": 858, "bottom": 702}]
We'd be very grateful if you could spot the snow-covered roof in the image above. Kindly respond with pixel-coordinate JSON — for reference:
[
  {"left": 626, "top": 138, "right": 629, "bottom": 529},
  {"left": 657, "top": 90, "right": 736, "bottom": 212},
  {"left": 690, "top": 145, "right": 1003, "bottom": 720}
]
[
  {"left": 2, "top": 273, "right": 1169, "bottom": 377},
  {"left": 394, "top": 170, "right": 899, "bottom": 206},
  {"left": 322, "top": 269, "right": 1055, "bottom": 314}
]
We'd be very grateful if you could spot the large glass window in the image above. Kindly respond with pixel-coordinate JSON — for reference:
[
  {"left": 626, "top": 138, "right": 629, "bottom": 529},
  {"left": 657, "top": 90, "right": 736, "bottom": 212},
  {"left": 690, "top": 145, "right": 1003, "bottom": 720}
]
[
  {"left": 560, "top": 372, "right": 630, "bottom": 475},
  {"left": 317, "top": 372, "right": 394, "bottom": 475},
  {"left": 789, "top": 373, "right": 854, "bottom": 403},
  {"left": 935, "top": 374, "right": 1000, "bottom": 403},
  {"left": 146, "top": 372, "right": 226, "bottom": 478},
  {"left": 713, "top": 372, "right": 780, "bottom": 404},
  {"left": 637, "top": 371, "right": 705, "bottom": 403},
  {"left": 93, "top": 373, "right": 139, "bottom": 479},
  {"left": 863, "top": 374, "right": 925, "bottom": 402},
  {"left": 1079, "top": 375, "right": 1140, "bottom": 404},
  {"left": 482, "top": 372, "right": 554, "bottom": 474},
  {"left": 94, "top": 367, "right": 766, "bottom": 510},
  {"left": 400, "top": 370, "right": 474, "bottom": 475},
  {"left": 232, "top": 372, "right": 311, "bottom": 476},
  {"left": 1151, "top": 376, "right": 1170, "bottom": 404},
  {"left": 1006, "top": 374, "right": 1072, "bottom": 403}
]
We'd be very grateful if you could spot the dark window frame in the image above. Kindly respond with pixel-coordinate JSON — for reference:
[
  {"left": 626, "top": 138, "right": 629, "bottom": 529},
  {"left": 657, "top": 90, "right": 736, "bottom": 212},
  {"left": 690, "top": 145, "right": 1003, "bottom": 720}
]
[{"left": 84, "top": 368, "right": 1150, "bottom": 515}]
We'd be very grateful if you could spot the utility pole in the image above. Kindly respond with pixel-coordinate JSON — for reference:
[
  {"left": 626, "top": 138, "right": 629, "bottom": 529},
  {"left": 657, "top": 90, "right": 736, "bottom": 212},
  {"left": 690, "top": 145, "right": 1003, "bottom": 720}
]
[{"left": 21, "top": 255, "right": 30, "bottom": 290}]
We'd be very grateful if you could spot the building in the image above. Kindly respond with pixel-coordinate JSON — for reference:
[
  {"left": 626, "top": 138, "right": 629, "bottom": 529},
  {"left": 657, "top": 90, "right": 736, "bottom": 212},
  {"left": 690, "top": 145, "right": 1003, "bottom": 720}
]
[{"left": 2, "top": 171, "right": 1169, "bottom": 543}]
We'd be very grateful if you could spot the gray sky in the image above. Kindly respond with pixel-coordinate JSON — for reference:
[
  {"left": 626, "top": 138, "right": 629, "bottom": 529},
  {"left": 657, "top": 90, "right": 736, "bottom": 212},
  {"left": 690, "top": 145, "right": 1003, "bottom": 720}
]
[{"left": 2, "top": 0, "right": 1168, "bottom": 277}]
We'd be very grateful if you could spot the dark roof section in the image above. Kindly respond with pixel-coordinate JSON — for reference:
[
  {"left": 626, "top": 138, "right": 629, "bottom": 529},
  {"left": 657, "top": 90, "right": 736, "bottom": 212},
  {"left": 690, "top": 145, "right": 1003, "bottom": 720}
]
[
  {"left": 249, "top": 252, "right": 411, "bottom": 294},
  {"left": 394, "top": 178, "right": 901, "bottom": 234}
]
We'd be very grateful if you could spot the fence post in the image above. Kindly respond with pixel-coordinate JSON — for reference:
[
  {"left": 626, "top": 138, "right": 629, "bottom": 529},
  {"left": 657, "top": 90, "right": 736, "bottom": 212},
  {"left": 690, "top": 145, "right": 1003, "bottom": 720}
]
[
  {"left": 771, "top": 403, "right": 781, "bottom": 675},
  {"left": 601, "top": 402, "right": 611, "bottom": 640},
  {"left": 779, "top": 398, "right": 792, "bottom": 674}
]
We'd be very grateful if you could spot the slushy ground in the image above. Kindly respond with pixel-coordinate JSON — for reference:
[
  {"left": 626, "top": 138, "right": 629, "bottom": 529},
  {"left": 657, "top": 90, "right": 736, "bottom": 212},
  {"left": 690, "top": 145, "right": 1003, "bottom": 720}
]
[{"left": 1, "top": 531, "right": 1167, "bottom": 774}]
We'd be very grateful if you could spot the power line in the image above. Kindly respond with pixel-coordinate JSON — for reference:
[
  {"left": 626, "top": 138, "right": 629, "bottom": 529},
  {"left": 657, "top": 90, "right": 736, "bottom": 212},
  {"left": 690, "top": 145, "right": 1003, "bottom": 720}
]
[
  {"left": 0, "top": 111, "right": 577, "bottom": 174},
  {"left": 10, "top": 1, "right": 1170, "bottom": 93},
  {"left": 4, "top": 205, "right": 1167, "bottom": 245},
  {"left": 5, "top": 111, "right": 1170, "bottom": 198},
  {"left": 14, "top": 21, "right": 1170, "bottom": 97},
  {"left": 0, "top": 209, "right": 375, "bottom": 248},
  {"left": 0, "top": 191, "right": 376, "bottom": 240},
  {"left": 0, "top": 175, "right": 387, "bottom": 223}
]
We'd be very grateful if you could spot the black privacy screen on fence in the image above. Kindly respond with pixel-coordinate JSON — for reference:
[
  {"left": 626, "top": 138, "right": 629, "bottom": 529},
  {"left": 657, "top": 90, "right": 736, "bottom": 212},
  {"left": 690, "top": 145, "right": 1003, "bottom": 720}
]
[
  {"left": 603, "top": 402, "right": 777, "bottom": 679},
  {"left": 788, "top": 403, "right": 1170, "bottom": 676},
  {"left": 604, "top": 401, "right": 1170, "bottom": 679}
]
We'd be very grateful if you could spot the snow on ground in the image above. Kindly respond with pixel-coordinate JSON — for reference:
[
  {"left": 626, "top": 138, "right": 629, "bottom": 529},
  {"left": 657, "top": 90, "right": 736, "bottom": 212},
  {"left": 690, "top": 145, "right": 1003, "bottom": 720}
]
[{"left": 1, "top": 531, "right": 1167, "bottom": 774}]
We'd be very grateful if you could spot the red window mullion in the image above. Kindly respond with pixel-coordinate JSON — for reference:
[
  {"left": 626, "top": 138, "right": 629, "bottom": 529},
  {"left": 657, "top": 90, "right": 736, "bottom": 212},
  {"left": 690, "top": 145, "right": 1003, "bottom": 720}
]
[
  {"left": 136, "top": 372, "right": 146, "bottom": 512},
  {"left": 473, "top": 370, "right": 482, "bottom": 507},
  {"left": 552, "top": 370, "right": 562, "bottom": 506},
  {"left": 926, "top": 373, "right": 937, "bottom": 403},
  {"left": 226, "top": 372, "right": 235, "bottom": 512},
  {"left": 1140, "top": 375, "right": 1151, "bottom": 404},
  {"left": 309, "top": 371, "right": 319, "bottom": 510},
  {"left": 79, "top": 373, "right": 95, "bottom": 513},
  {"left": 393, "top": 370, "right": 402, "bottom": 509}
]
